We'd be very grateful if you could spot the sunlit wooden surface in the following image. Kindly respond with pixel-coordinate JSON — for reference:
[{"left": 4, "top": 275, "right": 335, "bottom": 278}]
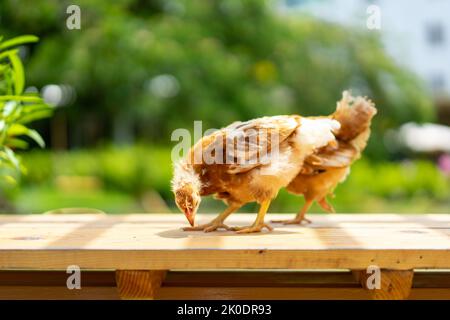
[{"left": 0, "top": 214, "right": 448, "bottom": 270}]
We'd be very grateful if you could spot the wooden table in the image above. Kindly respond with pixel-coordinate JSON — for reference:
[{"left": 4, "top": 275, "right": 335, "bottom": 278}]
[{"left": 0, "top": 214, "right": 449, "bottom": 300}]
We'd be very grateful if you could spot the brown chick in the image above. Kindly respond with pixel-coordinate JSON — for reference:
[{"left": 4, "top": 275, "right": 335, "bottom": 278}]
[
  {"left": 172, "top": 115, "right": 340, "bottom": 233},
  {"left": 272, "top": 91, "right": 377, "bottom": 225}
]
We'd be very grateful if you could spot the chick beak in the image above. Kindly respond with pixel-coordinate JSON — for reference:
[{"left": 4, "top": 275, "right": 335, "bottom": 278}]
[
  {"left": 187, "top": 215, "right": 195, "bottom": 227},
  {"left": 185, "top": 209, "right": 195, "bottom": 227}
]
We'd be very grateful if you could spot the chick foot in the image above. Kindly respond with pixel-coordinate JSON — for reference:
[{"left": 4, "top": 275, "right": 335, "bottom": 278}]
[
  {"left": 272, "top": 199, "right": 313, "bottom": 225},
  {"left": 183, "top": 221, "right": 230, "bottom": 232},
  {"left": 318, "top": 198, "right": 335, "bottom": 213},
  {"left": 271, "top": 217, "right": 311, "bottom": 225},
  {"left": 232, "top": 223, "right": 273, "bottom": 234}
]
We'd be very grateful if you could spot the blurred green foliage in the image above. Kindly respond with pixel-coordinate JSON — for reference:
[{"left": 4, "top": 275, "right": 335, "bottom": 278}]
[
  {"left": 14, "top": 186, "right": 141, "bottom": 214},
  {"left": 20, "top": 145, "right": 172, "bottom": 198},
  {"left": 0, "top": 1, "right": 445, "bottom": 214},
  {"left": 0, "top": 35, "right": 52, "bottom": 185},
  {"left": 0, "top": 0, "right": 434, "bottom": 158},
  {"left": 10, "top": 145, "right": 448, "bottom": 213}
]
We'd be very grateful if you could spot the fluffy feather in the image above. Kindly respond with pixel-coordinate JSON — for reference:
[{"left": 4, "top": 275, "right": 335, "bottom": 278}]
[
  {"left": 172, "top": 115, "right": 339, "bottom": 232},
  {"left": 172, "top": 90, "right": 376, "bottom": 231},
  {"left": 278, "top": 91, "right": 377, "bottom": 224},
  {"left": 171, "top": 160, "right": 201, "bottom": 192}
]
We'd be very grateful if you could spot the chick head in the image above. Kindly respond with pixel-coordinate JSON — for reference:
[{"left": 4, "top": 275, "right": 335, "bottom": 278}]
[{"left": 174, "top": 183, "right": 201, "bottom": 226}]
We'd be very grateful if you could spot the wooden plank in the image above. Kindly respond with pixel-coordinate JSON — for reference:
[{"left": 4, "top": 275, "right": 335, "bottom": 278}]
[
  {"left": 0, "top": 214, "right": 448, "bottom": 270},
  {"left": 156, "top": 286, "right": 450, "bottom": 300},
  {"left": 164, "top": 270, "right": 359, "bottom": 287},
  {"left": 156, "top": 287, "right": 373, "bottom": 300},
  {"left": 1, "top": 286, "right": 448, "bottom": 300},
  {"left": 0, "top": 270, "right": 449, "bottom": 300},
  {"left": 0, "top": 214, "right": 448, "bottom": 250},
  {"left": 1, "top": 270, "right": 449, "bottom": 287},
  {"left": 0, "top": 286, "right": 120, "bottom": 300},
  {"left": 1, "top": 249, "right": 449, "bottom": 270},
  {"left": 0, "top": 270, "right": 115, "bottom": 286},
  {"left": 354, "top": 269, "right": 414, "bottom": 299},
  {"left": 0, "top": 213, "right": 447, "bottom": 225},
  {"left": 408, "top": 289, "right": 450, "bottom": 300},
  {"left": 116, "top": 270, "right": 167, "bottom": 299},
  {"left": 412, "top": 271, "right": 450, "bottom": 287}
]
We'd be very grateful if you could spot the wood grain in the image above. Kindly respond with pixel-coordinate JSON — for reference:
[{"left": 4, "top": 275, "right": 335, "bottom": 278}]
[
  {"left": 2, "top": 286, "right": 449, "bottom": 300},
  {"left": 354, "top": 269, "right": 414, "bottom": 299},
  {"left": 116, "top": 270, "right": 167, "bottom": 299},
  {"left": 0, "top": 214, "right": 448, "bottom": 270},
  {"left": 0, "top": 270, "right": 448, "bottom": 300}
]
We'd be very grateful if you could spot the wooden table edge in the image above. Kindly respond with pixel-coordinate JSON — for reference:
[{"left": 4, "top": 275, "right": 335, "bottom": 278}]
[{"left": 1, "top": 248, "right": 449, "bottom": 270}]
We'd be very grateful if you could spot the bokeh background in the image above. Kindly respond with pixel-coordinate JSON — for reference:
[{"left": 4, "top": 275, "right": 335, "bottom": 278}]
[{"left": 0, "top": 0, "right": 449, "bottom": 214}]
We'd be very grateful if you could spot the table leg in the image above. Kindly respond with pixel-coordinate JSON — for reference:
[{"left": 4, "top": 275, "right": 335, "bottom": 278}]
[
  {"left": 352, "top": 269, "right": 414, "bottom": 300},
  {"left": 115, "top": 270, "right": 167, "bottom": 300}
]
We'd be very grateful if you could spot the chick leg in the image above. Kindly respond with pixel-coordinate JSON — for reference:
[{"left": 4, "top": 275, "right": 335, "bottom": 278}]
[
  {"left": 318, "top": 197, "right": 335, "bottom": 213},
  {"left": 271, "top": 199, "right": 313, "bottom": 225},
  {"left": 232, "top": 200, "right": 273, "bottom": 234},
  {"left": 183, "top": 204, "right": 240, "bottom": 232}
]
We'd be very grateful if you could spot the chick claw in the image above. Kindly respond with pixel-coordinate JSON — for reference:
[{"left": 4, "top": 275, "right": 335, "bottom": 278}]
[
  {"left": 232, "top": 223, "right": 273, "bottom": 234},
  {"left": 271, "top": 218, "right": 311, "bottom": 225},
  {"left": 183, "top": 221, "right": 231, "bottom": 232}
]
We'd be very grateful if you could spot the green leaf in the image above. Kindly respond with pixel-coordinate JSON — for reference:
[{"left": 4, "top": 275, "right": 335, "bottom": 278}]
[
  {"left": 1, "top": 174, "right": 17, "bottom": 186},
  {"left": 0, "top": 95, "right": 43, "bottom": 103},
  {"left": 0, "top": 35, "right": 39, "bottom": 51},
  {"left": 6, "top": 124, "right": 45, "bottom": 148},
  {"left": 25, "top": 129, "right": 45, "bottom": 148},
  {"left": 6, "top": 123, "right": 28, "bottom": 135},
  {"left": 3, "top": 147, "right": 20, "bottom": 170},
  {"left": 0, "top": 49, "right": 19, "bottom": 61},
  {"left": 0, "top": 34, "right": 46, "bottom": 177},
  {"left": 2, "top": 101, "right": 17, "bottom": 117},
  {"left": 17, "top": 109, "right": 53, "bottom": 124},
  {"left": 8, "top": 52, "right": 25, "bottom": 94},
  {"left": 0, "top": 64, "right": 8, "bottom": 74},
  {"left": 5, "top": 137, "right": 29, "bottom": 149}
]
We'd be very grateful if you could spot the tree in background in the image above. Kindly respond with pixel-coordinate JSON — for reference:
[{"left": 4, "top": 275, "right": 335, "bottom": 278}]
[{"left": 0, "top": 0, "right": 434, "bottom": 159}]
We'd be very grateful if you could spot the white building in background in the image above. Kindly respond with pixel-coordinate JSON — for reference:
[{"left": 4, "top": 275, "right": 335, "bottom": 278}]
[{"left": 281, "top": 0, "right": 450, "bottom": 98}]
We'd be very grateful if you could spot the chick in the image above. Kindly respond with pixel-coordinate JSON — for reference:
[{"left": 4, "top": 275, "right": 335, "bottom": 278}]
[
  {"left": 172, "top": 115, "right": 340, "bottom": 233},
  {"left": 272, "top": 91, "right": 377, "bottom": 225}
]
